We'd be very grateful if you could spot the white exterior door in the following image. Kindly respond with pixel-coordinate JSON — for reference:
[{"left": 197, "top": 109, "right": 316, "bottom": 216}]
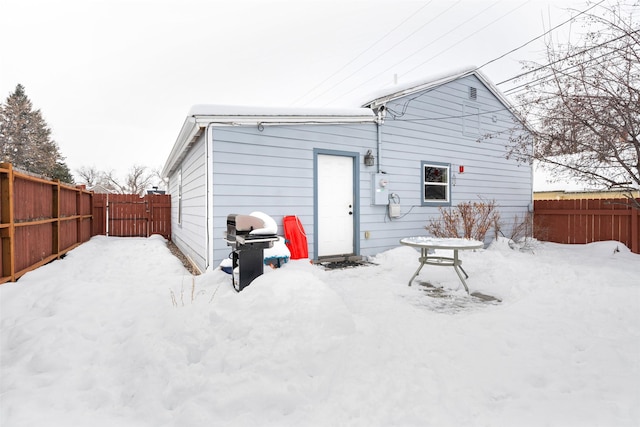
[{"left": 317, "top": 154, "right": 354, "bottom": 257}]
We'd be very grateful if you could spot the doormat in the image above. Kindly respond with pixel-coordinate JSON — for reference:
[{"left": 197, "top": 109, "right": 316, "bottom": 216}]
[{"left": 319, "top": 260, "right": 375, "bottom": 270}]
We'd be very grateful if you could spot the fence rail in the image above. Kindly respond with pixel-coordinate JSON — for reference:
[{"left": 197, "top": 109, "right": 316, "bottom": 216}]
[
  {"left": 0, "top": 163, "right": 94, "bottom": 283},
  {"left": 534, "top": 198, "right": 640, "bottom": 254}
]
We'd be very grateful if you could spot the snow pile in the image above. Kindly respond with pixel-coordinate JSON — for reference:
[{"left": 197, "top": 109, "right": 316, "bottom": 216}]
[
  {"left": 1, "top": 236, "right": 639, "bottom": 426},
  {"left": 247, "top": 211, "right": 278, "bottom": 236}
]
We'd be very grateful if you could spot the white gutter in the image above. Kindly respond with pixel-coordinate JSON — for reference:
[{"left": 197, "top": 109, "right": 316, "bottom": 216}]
[
  {"left": 162, "top": 108, "right": 376, "bottom": 177},
  {"left": 161, "top": 116, "right": 202, "bottom": 178}
]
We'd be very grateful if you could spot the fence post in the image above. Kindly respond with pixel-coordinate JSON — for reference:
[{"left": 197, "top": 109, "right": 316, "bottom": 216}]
[
  {"left": 52, "top": 180, "right": 60, "bottom": 258},
  {"left": 76, "top": 187, "right": 82, "bottom": 247},
  {"left": 0, "top": 163, "right": 15, "bottom": 282},
  {"left": 632, "top": 201, "right": 639, "bottom": 254}
]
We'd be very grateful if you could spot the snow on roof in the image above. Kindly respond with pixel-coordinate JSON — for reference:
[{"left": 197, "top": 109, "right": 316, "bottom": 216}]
[
  {"left": 162, "top": 104, "right": 376, "bottom": 178},
  {"left": 188, "top": 104, "right": 375, "bottom": 119},
  {"left": 163, "top": 67, "right": 520, "bottom": 178},
  {"left": 360, "top": 65, "right": 480, "bottom": 108},
  {"left": 359, "top": 66, "right": 526, "bottom": 133}
]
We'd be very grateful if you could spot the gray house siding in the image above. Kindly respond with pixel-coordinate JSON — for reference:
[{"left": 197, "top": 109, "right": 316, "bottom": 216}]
[
  {"left": 169, "top": 133, "right": 208, "bottom": 272},
  {"left": 162, "top": 69, "right": 533, "bottom": 271},
  {"left": 209, "top": 123, "right": 377, "bottom": 266},
  {"left": 358, "top": 74, "right": 531, "bottom": 256}
]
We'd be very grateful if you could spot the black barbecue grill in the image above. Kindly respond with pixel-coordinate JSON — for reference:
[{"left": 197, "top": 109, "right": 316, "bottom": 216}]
[{"left": 225, "top": 213, "right": 279, "bottom": 292}]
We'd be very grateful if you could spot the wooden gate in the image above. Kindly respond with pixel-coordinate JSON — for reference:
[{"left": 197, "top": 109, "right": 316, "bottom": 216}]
[{"left": 93, "top": 194, "right": 171, "bottom": 239}]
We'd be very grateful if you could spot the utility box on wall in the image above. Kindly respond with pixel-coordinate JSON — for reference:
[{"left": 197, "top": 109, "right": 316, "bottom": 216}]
[{"left": 372, "top": 173, "right": 389, "bottom": 205}]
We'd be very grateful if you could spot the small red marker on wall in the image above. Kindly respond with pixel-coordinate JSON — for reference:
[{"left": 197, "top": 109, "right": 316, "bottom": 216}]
[{"left": 459, "top": 165, "right": 464, "bottom": 173}]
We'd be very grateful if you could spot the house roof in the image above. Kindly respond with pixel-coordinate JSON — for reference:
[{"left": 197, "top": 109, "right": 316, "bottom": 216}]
[
  {"left": 360, "top": 66, "right": 517, "bottom": 115},
  {"left": 162, "top": 106, "right": 376, "bottom": 177},
  {"left": 162, "top": 67, "right": 524, "bottom": 178}
]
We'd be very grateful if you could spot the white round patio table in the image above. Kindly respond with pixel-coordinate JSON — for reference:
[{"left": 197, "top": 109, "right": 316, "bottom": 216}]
[{"left": 399, "top": 237, "right": 484, "bottom": 294}]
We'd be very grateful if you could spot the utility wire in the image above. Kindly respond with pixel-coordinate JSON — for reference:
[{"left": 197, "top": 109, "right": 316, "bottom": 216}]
[
  {"left": 299, "top": 1, "right": 464, "bottom": 106},
  {"left": 400, "top": 0, "right": 531, "bottom": 79},
  {"left": 291, "top": 1, "right": 435, "bottom": 106},
  {"left": 319, "top": 0, "right": 605, "bottom": 107},
  {"left": 496, "top": 31, "right": 632, "bottom": 87},
  {"left": 502, "top": 33, "right": 638, "bottom": 97},
  {"left": 320, "top": 0, "right": 529, "bottom": 106},
  {"left": 377, "top": 7, "right": 637, "bottom": 125},
  {"left": 475, "top": 0, "right": 606, "bottom": 71}
]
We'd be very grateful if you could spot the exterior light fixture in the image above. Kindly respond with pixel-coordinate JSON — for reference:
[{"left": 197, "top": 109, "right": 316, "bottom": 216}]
[{"left": 364, "top": 150, "right": 375, "bottom": 166}]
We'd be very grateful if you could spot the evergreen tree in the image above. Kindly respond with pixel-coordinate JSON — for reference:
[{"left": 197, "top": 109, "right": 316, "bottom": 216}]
[
  {"left": 0, "top": 84, "right": 73, "bottom": 183},
  {"left": 51, "top": 161, "right": 74, "bottom": 184}
]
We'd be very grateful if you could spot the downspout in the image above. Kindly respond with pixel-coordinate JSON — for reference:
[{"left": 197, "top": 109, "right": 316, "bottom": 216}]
[
  {"left": 375, "top": 105, "right": 386, "bottom": 173},
  {"left": 206, "top": 123, "right": 214, "bottom": 271}
]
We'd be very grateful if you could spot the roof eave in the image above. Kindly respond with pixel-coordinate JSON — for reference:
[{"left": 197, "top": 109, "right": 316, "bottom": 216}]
[
  {"left": 161, "top": 112, "right": 376, "bottom": 178},
  {"left": 191, "top": 113, "right": 375, "bottom": 126},
  {"left": 362, "top": 68, "right": 532, "bottom": 132},
  {"left": 161, "top": 116, "right": 203, "bottom": 178},
  {"left": 361, "top": 67, "right": 478, "bottom": 109}
]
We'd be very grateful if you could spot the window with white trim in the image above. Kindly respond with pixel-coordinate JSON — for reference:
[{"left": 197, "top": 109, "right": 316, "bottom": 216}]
[{"left": 422, "top": 162, "right": 450, "bottom": 205}]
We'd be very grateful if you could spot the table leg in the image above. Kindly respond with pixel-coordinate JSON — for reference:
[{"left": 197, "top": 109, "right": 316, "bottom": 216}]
[
  {"left": 453, "top": 249, "right": 470, "bottom": 294},
  {"left": 408, "top": 248, "right": 428, "bottom": 286}
]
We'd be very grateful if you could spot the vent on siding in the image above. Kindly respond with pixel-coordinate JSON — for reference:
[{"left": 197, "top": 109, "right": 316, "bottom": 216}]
[{"left": 469, "top": 86, "right": 477, "bottom": 100}]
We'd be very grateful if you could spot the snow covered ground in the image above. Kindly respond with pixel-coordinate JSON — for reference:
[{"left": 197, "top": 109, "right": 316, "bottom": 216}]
[{"left": 1, "top": 235, "right": 639, "bottom": 427}]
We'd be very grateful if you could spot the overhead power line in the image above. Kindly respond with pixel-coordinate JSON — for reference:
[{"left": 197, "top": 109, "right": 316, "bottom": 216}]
[
  {"left": 496, "top": 31, "right": 632, "bottom": 87},
  {"left": 503, "top": 47, "right": 633, "bottom": 96},
  {"left": 300, "top": 0, "right": 463, "bottom": 106},
  {"left": 291, "top": 0, "right": 436, "bottom": 106},
  {"left": 475, "top": 0, "right": 606, "bottom": 71},
  {"left": 400, "top": 0, "right": 530, "bottom": 79},
  {"left": 314, "top": 0, "right": 505, "bottom": 106},
  {"left": 312, "top": 0, "right": 607, "bottom": 107}
]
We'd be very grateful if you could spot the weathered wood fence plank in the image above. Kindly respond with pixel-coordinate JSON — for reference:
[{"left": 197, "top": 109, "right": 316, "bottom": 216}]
[
  {"left": 92, "top": 194, "right": 171, "bottom": 239},
  {"left": 0, "top": 163, "right": 172, "bottom": 284},
  {"left": 534, "top": 198, "right": 640, "bottom": 254},
  {"left": 0, "top": 163, "right": 95, "bottom": 283}
]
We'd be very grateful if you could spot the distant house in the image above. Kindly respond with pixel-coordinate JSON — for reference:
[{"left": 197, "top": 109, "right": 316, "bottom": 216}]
[
  {"left": 146, "top": 187, "right": 166, "bottom": 195},
  {"left": 161, "top": 67, "right": 532, "bottom": 273},
  {"left": 88, "top": 184, "right": 117, "bottom": 194},
  {"left": 535, "top": 189, "right": 640, "bottom": 200}
]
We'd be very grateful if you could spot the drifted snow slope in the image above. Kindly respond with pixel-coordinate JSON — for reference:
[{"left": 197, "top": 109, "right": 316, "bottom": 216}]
[{"left": 1, "top": 235, "right": 638, "bottom": 426}]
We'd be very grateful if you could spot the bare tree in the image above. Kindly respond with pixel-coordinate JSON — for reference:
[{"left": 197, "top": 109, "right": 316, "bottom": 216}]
[
  {"left": 78, "top": 164, "right": 164, "bottom": 195},
  {"left": 75, "top": 166, "right": 101, "bottom": 187},
  {"left": 104, "top": 165, "right": 158, "bottom": 195},
  {"left": 504, "top": 1, "right": 639, "bottom": 207}
]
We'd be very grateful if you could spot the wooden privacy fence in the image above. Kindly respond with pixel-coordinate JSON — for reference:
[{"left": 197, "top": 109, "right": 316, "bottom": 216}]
[
  {"left": 0, "top": 163, "right": 172, "bottom": 284},
  {"left": 534, "top": 198, "right": 640, "bottom": 254},
  {"left": 0, "top": 163, "right": 94, "bottom": 283},
  {"left": 92, "top": 193, "right": 171, "bottom": 239}
]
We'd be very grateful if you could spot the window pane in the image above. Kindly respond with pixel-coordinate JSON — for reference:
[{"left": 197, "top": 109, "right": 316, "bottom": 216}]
[
  {"left": 425, "top": 185, "right": 447, "bottom": 201},
  {"left": 424, "top": 166, "right": 448, "bottom": 184}
]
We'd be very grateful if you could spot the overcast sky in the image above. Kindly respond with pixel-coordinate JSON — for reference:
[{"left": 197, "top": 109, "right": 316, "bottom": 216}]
[{"left": 1, "top": 0, "right": 591, "bottom": 183}]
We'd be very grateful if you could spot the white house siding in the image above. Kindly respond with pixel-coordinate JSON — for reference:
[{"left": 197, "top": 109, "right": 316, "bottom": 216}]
[
  {"left": 358, "top": 74, "right": 532, "bottom": 256},
  {"left": 209, "top": 123, "right": 378, "bottom": 267},
  {"left": 169, "top": 133, "right": 209, "bottom": 272}
]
